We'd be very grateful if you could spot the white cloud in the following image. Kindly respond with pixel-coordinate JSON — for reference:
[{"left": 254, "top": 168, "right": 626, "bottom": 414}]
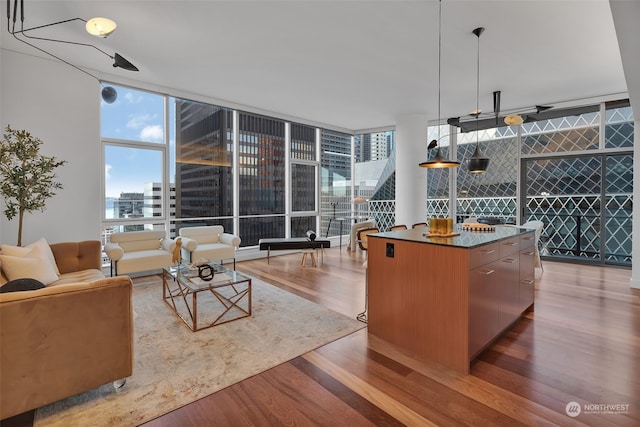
[
  {"left": 124, "top": 92, "right": 144, "bottom": 104},
  {"left": 126, "top": 114, "right": 154, "bottom": 129},
  {"left": 140, "top": 125, "right": 163, "bottom": 142},
  {"left": 105, "top": 164, "right": 112, "bottom": 179}
]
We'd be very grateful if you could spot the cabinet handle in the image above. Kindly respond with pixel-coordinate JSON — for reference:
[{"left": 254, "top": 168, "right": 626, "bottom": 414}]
[
  {"left": 502, "top": 258, "right": 517, "bottom": 263},
  {"left": 522, "top": 279, "right": 534, "bottom": 285},
  {"left": 503, "top": 241, "right": 518, "bottom": 246},
  {"left": 522, "top": 236, "right": 534, "bottom": 241},
  {"left": 481, "top": 249, "right": 496, "bottom": 255},
  {"left": 480, "top": 269, "right": 495, "bottom": 275},
  {"left": 523, "top": 251, "right": 535, "bottom": 256}
]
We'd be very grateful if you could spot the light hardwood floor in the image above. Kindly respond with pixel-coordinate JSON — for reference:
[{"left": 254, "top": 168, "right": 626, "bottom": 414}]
[{"left": 4, "top": 247, "right": 639, "bottom": 426}]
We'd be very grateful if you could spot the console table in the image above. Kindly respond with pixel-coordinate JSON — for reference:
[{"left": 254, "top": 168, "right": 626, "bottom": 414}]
[{"left": 258, "top": 238, "right": 330, "bottom": 264}]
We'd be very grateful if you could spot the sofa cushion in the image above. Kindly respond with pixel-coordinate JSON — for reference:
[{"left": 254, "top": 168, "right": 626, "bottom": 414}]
[
  {"left": 115, "top": 249, "right": 173, "bottom": 275},
  {"left": 0, "top": 254, "right": 59, "bottom": 285},
  {"left": 1, "top": 237, "right": 61, "bottom": 276},
  {"left": 52, "top": 269, "right": 105, "bottom": 286},
  {"left": 191, "top": 243, "right": 235, "bottom": 261},
  {"left": 0, "top": 278, "right": 45, "bottom": 293}
]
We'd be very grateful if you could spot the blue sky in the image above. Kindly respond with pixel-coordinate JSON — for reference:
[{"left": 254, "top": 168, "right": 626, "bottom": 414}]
[{"left": 101, "top": 85, "right": 175, "bottom": 198}]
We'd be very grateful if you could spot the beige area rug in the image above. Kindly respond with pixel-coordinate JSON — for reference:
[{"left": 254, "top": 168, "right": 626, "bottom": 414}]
[{"left": 34, "top": 277, "right": 365, "bottom": 426}]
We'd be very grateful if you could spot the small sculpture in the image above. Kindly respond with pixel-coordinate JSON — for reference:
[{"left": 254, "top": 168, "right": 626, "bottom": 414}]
[{"left": 172, "top": 237, "right": 182, "bottom": 265}]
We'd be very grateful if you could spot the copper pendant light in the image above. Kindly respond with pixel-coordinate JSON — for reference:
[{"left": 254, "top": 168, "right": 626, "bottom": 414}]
[{"left": 419, "top": 0, "right": 460, "bottom": 169}]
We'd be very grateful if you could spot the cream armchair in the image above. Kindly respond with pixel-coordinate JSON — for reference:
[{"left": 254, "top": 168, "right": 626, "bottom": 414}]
[
  {"left": 179, "top": 226, "right": 241, "bottom": 269},
  {"left": 104, "top": 230, "right": 175, "bottom": 276}
]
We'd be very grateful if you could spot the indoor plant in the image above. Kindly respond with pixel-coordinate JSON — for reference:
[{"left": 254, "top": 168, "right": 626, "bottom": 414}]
[{"left": 0, "top": 125, "right": 67, "bottom": 246}]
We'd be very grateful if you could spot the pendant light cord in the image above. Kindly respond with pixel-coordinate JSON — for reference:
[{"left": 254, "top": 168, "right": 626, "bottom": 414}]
[
  {"left": 437, "top": 0, "right": 442, "bottom": 143},
  {"left": 476, "top": 25, "right": 480, "bottom": 148}
]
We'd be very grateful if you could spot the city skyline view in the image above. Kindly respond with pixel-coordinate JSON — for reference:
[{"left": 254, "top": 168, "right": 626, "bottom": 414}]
[{"left": 101, "top": 85, "right": 175, "bottom": 198}]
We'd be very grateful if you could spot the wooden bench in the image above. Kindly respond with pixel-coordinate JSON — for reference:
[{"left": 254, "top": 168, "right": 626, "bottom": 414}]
[{"left": 258, "top": 238, "right": 331, "bottom": 265}]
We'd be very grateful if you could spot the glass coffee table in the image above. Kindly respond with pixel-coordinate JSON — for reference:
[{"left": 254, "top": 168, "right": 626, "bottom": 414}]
[{"left": 162, "top": 263, "right": 251, "bottom": 331}]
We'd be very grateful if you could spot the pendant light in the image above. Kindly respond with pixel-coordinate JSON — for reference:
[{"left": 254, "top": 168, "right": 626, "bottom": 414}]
[
  {"left": 85, "top": 17, "right": 117, "bottom": 38},
  {"left": 467, "top": 27, "right": 490, "bottom": 174},
  {"left": 419, "top": 0, "right": 460, "bottom": 169}
]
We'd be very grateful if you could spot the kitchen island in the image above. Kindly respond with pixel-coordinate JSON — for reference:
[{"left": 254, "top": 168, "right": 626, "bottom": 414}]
[{"left": 367, "top": 225, "right": 536, "bottom": 374}]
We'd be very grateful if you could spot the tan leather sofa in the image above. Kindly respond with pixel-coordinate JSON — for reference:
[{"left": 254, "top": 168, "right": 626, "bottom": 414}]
[{"left": 0, "top": 241, "right": 133, "bottom": 420}]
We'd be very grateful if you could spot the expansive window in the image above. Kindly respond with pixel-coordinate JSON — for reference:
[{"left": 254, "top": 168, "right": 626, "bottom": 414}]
[
  {"left": 321, "top": 130, "right": 352, "bottom": 238},
  {"left": 421, "top": 100, "right": 633, "bottom": 267},
  {"left": 173, "top": 99, "right": 234, "bottom": 236},
  {"left": 101, "top": 85, "right": 169, "bottom": 250},
  {"left": 237, "top": 113, "right": 286, "bottom": 246},
  {"left": 425, "top": 125, "right": 452, "bottom": 219},
  {"left": 101, "top": 86, "right": 329, "bottom": 253},
  {"left": 456, "top": 126, "right": 518, "bottom": 223},
  {"left": 522, "top": 101, "right": 633, "bottom": 266}
]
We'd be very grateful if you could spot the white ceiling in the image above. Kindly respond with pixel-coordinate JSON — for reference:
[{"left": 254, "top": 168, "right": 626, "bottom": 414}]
[{"left": 1, "top": 0, "right": 635, "bottom": 132}]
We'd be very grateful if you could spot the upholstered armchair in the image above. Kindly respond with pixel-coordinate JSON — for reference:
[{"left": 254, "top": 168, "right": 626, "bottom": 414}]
[
  {"left": 104, "top": 230, "right": 175, "bottom": 276},
  {"left": 179, "top": 225, "right": 241, "bottom": 269}
]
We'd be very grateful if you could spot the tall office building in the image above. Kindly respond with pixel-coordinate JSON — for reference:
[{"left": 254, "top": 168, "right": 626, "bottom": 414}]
[
  {"left": 370, "top": 132, "right": 389, "bottom": 161},
  {"left": 174, "top": 100, "right": 234, "bottom": 225}
]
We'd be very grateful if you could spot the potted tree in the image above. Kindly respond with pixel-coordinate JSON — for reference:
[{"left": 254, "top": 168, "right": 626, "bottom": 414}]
[{"left": 0, "top": 125, "right": 67, "bottom": 246}]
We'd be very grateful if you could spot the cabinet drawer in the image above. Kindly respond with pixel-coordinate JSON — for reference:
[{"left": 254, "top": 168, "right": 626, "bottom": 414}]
[
  {"left": 469, "top": 243, "right": 500, "bottom": 270},
  {"left": 520, "top": 232, "right": 535, "bottom": 249},
  {"left": 498, "top": 236, "right": 520, "bottom": 258}
]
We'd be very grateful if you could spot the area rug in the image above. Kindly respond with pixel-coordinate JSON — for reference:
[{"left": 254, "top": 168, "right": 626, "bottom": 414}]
[{"left": 34, "top": 277, "right": 365, "bottom": 426}]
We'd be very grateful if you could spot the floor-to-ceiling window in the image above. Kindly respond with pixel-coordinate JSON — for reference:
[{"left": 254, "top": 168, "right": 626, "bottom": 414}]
[
  {"left": 422, "top": 99, "right": 633, "bottom": 267},
  {"left": 290, "top": 124, "right": 318, "bottom": 237},
  {"left": 321, "top": 130, "right": 352, "bottom": 238},
  {"left": 172, "top": 99, "right": 234, "bottom": 235},
  {"left": 237, "top": 113, "right": 286, "bottom": 246},
  {"left": 521, "top": 101, "right": 633, "bottom": 265},
  {"left": 353, "top": 130, "right": 395, "bottom": 230},
  {"left": 101, "top": 85, "right": 169, "bottom": 252},
  {"left": 102, "top": 86, "right": 326, "bottom": 255},
  {"left": 456, "top": 126, "right": 518, "bottom": 223}
]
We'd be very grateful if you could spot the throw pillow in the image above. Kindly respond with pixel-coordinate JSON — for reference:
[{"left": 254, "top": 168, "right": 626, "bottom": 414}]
[
  {"left": 0, "top": 278, "right": 46, "bottom": 293},
  {"left": 0, "top": 254, "right": 59, "bottom": 285},
  {"left": 1, "top": 237, "right": 61, "bottom": 276}
]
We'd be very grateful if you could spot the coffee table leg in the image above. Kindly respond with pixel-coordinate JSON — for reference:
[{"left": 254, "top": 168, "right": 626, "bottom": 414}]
[{"left": 193, "top": 292, "right": 197, "bottom": 331}]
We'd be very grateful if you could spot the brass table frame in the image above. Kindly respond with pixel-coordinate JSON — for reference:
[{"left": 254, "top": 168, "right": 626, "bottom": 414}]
[{"left": 162, "top": 264, "right": 252, "bottom": 331}]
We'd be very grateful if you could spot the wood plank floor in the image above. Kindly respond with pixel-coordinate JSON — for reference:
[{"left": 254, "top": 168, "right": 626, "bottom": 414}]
[{"left": 4, "top": 247, "right": 639, "bottom": 426}]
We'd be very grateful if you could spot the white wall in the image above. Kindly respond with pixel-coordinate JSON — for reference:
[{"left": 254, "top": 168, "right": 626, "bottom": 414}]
[{"left": 0, "top": 49, "right": 102, "bottom": 245}]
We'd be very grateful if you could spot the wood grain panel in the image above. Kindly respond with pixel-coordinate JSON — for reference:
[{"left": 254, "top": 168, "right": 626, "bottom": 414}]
[{"left": 367, "top": 236, "right": 470, "bottom": 373}]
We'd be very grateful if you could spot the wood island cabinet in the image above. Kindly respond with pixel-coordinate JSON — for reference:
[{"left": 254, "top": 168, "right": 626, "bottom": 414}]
[{"left": 367, "top": 226, "right": 535, "bottom": 374}]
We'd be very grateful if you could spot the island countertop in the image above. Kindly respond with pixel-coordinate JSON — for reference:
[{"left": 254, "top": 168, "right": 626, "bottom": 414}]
[{"left": 371, "top": 225, "right": 533, "bottom": 249}]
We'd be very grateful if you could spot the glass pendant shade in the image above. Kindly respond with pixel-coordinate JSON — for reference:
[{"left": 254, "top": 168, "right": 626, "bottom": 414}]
[{"left": 86, "top": 17, "right": 117, "bottom": 37}]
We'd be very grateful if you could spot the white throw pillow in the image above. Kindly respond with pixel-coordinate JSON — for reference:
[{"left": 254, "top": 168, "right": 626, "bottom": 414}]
[
  {"left": 0, "top": 254, "right": 59, "bottom": 285},
  {"left": 1, "top": 237, "right": 60, "bottom": 275}
]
